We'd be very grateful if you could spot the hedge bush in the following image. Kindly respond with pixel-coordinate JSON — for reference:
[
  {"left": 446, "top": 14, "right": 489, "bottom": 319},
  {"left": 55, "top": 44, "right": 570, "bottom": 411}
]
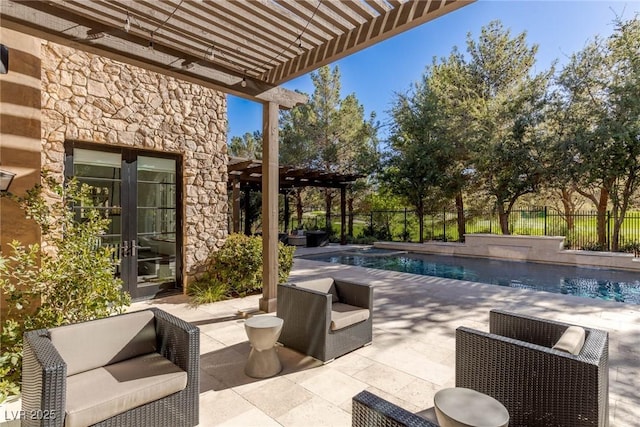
[{"left": 189, "top": 233, "right": 295, "bottom": 304}]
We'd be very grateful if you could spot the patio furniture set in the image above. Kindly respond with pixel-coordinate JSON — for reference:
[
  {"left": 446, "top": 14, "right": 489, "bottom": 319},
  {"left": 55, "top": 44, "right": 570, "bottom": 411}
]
[{"left": 21, "top": 278, "right": 609, "bottom": 426}]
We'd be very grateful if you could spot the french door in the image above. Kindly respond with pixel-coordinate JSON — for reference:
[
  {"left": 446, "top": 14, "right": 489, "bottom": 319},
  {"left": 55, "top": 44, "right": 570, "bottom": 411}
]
[{"left": 65, "top": 144, "right": 182, "bottom": 299}]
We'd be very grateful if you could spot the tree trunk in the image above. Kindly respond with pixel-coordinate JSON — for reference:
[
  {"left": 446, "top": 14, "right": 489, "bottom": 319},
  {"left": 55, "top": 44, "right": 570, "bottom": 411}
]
[
  {"left": 612, "top": 203, "right": 620, "bottom": 252},
  {"left": 576, "top": 185, "right": 609, "bottom": 248},
  {"left": 455, "top": 192, "right": 466, "bottom": 242},
  {"left": 596, "top": 187, "right": 609, "bottom": 247},
  {"left": 611, "top": 170, "right": 637, "bottom": 252},
  {"left": 560, "top": 188, "right": 575, "bottom": 231},
  {"left": 497, "top": 203, "right": 510, "bottom": 235},
  {"left": 417, "top": 200, "right": 424, "bottom": 243}
]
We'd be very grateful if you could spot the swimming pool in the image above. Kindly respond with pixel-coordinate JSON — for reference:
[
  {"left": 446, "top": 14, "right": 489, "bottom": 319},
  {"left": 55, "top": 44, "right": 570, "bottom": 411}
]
[{"left": 304, "top": 248, "right": 640, "bottom": 304}]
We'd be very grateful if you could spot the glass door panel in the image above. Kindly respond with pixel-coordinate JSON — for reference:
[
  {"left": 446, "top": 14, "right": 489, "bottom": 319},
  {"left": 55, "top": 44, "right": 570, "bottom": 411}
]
[
  {"left": 68, "top": 146, "right": 181, "bottom": 299},
  {"left": 136, "top": 156, "right": 177, "bottom": 287},
  {"left": 72, "top": 148, "right": 123, "bottom": 276}
]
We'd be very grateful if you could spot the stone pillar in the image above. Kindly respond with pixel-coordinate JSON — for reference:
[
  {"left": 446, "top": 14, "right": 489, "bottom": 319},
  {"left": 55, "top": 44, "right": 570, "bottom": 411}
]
[{"left": 259, "top": 101, "right": 279, "bottom": 313}]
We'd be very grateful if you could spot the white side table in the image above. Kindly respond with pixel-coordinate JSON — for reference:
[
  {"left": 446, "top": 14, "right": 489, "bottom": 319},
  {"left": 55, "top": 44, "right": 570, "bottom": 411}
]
[
  {"left": 434, "top": 387, "right": 509, "bottom": 427},
  {"left": 244, "top": 315, "right": 284, "bottom": 378}
]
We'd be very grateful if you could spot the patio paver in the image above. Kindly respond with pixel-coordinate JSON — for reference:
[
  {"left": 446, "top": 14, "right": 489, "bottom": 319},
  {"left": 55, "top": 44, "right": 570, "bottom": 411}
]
[{"left": 131, "top": 244, "right": 640, "bottom": 426}]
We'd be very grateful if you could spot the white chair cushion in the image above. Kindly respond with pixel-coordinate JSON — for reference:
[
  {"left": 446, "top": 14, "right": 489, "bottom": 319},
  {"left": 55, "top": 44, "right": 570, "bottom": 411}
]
[
  {"left": 64, "top": 352, "right": 187, "bottom": 427},
  {"left": 552, "top": 326, "right": 586, "bottom": 355},
  {"left": 50, "top": 310, "right": 156, "bottom": 376},
  {"left": 296, "top": 278, "right": 340, "bottom": 303},
  {"left": 330, "top": 303, "right": 370, "bottom": 331}
]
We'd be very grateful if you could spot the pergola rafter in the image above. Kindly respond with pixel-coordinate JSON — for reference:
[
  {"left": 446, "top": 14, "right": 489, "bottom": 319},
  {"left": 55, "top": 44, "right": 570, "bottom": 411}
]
[{"left": 1, "top": 0, "right": 473, "bottom": 106}]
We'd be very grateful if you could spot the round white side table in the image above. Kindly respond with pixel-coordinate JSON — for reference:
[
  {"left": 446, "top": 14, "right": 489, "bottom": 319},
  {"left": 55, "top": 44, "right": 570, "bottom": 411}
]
[
  {"left": 434, "top": 387, "right": 509, "bottom": 427},
  {"left": 244, "top": 315, "right": 284, "bottom": 378}
]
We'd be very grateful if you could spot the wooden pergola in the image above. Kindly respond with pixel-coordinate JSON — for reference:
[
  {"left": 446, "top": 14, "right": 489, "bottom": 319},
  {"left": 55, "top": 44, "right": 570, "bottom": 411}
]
[
  {"left": 228, "top": 156, "right": 363, "bottom": 243},
  {"left": 1, "top": 0, "right": 475, "bottom": 312}
]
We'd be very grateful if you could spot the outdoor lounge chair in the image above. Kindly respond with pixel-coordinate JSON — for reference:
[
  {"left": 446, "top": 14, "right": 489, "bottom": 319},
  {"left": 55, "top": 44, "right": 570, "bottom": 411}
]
[
  {"left": 456, "top": 309, "right": 609, "bottom": 427},
  {"left": 352, "top": 390, "right": 439, "bottom": 427},
  {"left": 277, "top": 278, "right": 373, "bottom": 362},
  {"left": 21, "top": 308, "right": 199, "bottom": 427}
]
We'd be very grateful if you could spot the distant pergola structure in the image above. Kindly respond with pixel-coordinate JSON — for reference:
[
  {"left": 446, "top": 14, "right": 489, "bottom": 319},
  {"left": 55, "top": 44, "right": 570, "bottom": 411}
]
[{"left": 227, "top": 156, "right": 363, "bottom": 244}]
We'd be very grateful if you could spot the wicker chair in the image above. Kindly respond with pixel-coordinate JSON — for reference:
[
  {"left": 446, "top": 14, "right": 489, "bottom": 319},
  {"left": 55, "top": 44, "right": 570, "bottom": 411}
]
[
  {"left": 352, "top": 390, "right": 439, "bottom": 427},
  {"left": 277, "top": 278, "right": 373, "bottom": 362},
  {"left": 22, "top": 308, "right": 199, "bottom": 427},
  {"left": 456, "top": 309, "right": 609, "bottom": 427}
]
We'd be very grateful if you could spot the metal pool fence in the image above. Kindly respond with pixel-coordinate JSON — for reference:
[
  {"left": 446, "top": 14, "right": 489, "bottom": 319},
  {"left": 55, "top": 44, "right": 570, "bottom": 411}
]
[{"left": 286, "top": 208, "right": 640, "bottom": 252}]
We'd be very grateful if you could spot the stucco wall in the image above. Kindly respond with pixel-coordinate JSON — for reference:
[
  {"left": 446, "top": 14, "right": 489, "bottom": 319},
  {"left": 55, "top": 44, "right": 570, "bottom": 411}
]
[
  {"left": 0, "top": 28, "right": 42, "bottom": 253},
  {"left": 40, "top": 41, "right": 229, "bottom": 283}
]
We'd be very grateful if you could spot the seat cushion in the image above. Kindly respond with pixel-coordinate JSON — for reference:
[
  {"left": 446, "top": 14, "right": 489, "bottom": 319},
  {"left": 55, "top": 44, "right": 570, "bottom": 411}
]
[
  {"left": 552, "top": 326, "right": 586, "bottom": 355},
  {"left": 64, "top": 352, "right": 187, "bottom": 427},
  {"left": 50, "top": 310, "right": 157, "bottom": 375},
  {"left": 330, "top": 303, "right": 370, "bottom": 331},
  {"left": 296, "top": 278, "right": 340, "bottom": 303}
]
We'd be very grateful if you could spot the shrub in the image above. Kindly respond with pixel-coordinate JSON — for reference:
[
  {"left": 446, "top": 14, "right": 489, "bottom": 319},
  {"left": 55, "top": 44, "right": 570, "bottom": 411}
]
[
  {"left": 189, "top": 234, "right": 295, "bottom": 304},
  {"left": 581, "top": 241, "right": 607, "bottom": 251},
  {"left": 0, "top": 176, "right": 130, "bottom": 403}
]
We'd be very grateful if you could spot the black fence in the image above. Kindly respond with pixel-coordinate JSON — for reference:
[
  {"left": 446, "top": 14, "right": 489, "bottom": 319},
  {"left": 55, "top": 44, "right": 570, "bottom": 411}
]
[{"left": 284, "top": 208, "right": 640, "bottom": 252}]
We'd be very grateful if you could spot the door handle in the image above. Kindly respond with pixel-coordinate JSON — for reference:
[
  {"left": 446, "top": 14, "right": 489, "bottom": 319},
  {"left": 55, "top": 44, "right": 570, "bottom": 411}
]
[
  {"left": 121, "top": 240, "right": 130, "bottom": 257},
  {"left": 131, "top": 239, "right": 137, "bottom": 257}
]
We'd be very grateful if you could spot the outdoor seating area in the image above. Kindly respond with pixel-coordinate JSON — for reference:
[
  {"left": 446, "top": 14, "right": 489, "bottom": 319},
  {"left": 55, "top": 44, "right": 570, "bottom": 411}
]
[{"left": 87, "top": 244, "right": 635, "bottom": 427}]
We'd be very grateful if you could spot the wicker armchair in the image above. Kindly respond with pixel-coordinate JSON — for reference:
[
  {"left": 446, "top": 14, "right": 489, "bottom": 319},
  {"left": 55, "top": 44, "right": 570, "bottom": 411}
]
[
  {"left": 277, "top": 278, "right": 373, "bottom": 362},
  {"left": 22, "top": 308, "right": 199, "bottom": 427},
  {"left": 456, "top": 309, "right": 609, "bottom": 427},
  {"left": 352, "top": 390, "right": 439, "bottom": 427}
]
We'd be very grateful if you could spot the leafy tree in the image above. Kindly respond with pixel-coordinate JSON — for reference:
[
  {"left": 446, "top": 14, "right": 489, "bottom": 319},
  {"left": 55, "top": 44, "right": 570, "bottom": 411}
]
[
  {"left": 423, "top": 50, "right": 476, "bottom": 239},
  {"left": 384, "top": 73, "right": 450, "bottom": 242},
  {"left": 280, "top": 65, "right": 378, "bottom": 233},
  {"left": 554, "top": 16, "right": 640, "bottom": 250},
  {"left": 228, "top": 131, "right": 262, "bottom": 159},
  {"left": 463, "top": 21, "right": 553, "bottom": 234}
]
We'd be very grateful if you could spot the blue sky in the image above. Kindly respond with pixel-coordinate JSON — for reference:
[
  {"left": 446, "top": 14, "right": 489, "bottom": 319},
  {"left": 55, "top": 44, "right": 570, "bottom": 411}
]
[{"left": 227, "top": 0, "right": 639, "bottom": 142}]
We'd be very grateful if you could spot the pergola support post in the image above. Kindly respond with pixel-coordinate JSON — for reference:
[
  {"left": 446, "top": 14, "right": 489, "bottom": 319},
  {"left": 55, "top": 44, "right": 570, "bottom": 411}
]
[
  {"left": 260, "top": 101, "right": 279, "bottom": 313},
  {"left": 232, "top": 178, "right": 240, "bottom": 233},
  {"left": 341, "top": 186, "right": 347, "bottom": 245},
  {"left": 243, "top": 187, "right": 251, "bottom": 236}
]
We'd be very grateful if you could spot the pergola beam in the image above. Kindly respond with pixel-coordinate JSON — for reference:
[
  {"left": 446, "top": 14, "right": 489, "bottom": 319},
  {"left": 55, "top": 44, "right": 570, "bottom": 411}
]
[{"left": 0, "top": 1, "right": 307, "bottom": 108}]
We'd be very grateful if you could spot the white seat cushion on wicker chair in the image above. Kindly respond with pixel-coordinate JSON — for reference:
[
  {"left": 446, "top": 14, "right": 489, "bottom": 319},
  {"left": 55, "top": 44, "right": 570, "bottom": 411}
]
[
  {"left": 64, "top": 352, "right": 187, "bottom": 427},
  {"left": 330, "top": 303, "right": 370, "bottom": 331},
  {"left": 552, "top": 326, "right": 586, "bottom": 355}
]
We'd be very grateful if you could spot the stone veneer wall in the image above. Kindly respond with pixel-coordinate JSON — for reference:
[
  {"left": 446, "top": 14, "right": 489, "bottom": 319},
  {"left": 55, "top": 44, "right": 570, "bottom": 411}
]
[{"left": 40, "top": 41, "right": 228, "bottom": 283}]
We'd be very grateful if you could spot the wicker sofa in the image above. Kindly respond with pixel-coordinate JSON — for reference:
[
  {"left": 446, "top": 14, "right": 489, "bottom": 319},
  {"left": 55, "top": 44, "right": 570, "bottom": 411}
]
[
  {"left": 21, "top": 308, "right": 199, "bottom": 427},
  {"left": 352, "top": 390, "right": 439, "bottom": 427},
  {"left": 456, "top": 309, "right": 609, "bottom": 427},
  {"left": 277, "top": 278, "right": 373, "bottom": 362}
]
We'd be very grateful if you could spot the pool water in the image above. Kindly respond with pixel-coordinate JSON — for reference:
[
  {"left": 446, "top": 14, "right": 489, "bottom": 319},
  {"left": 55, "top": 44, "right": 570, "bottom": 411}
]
[{"left": 304, "top": 249, "right": 640, "bottom": 304}]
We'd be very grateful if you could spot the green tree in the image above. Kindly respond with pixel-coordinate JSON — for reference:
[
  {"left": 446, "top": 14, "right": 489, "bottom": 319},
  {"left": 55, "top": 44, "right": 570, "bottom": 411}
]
[
  {"left": 384, "top": 73, "right": 451, "bottom": 242},
  {"left": 423, "top": 49, "right": 476, "bottom": 240},
  {"left": 464, "top": 21, "right": 553, "bottom": 234},
  {"left": 554, "top": 16, "right": 640, "bottom": 250},
  {"left": 229, "top": 131, "right": 262, "bottom": 159},
  {"left": 280, "top": 65, "right": 378, "bottom": 233}
]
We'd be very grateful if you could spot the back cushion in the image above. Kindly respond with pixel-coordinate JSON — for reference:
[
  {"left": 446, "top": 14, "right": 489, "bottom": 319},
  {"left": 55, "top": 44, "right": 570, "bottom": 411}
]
[
  {"left": 296, "top": 278, "right": 339, "bottom": 303},
  {"left": 50, "top": 310, "right": 157, "bottom": 376}
]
